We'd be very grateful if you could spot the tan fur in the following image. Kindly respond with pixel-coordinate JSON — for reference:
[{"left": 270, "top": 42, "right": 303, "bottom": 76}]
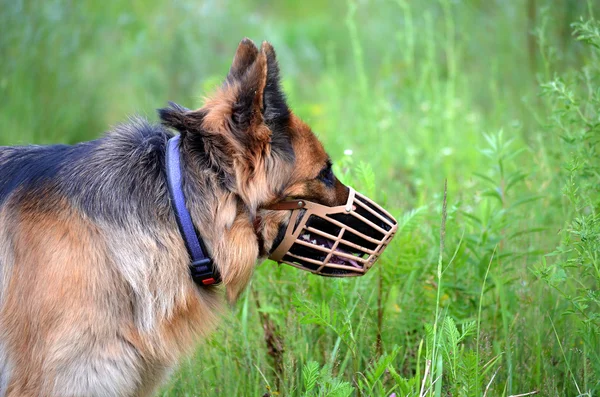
[
  {"left": 2, "top": 194, "right": 121, "bottom": 395},
  {"left": 0, "top": 193, "right": 226, "bottom": 396}
]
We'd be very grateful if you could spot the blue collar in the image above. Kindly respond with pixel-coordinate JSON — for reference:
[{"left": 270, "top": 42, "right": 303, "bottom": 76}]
[{"left": 165, "top": 135, "right": 221, "bottom": 286}]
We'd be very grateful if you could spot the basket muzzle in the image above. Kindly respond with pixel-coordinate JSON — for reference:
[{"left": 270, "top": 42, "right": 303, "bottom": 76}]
[{"left": 267, "top": 188, "right": 398, "bottom": 277}]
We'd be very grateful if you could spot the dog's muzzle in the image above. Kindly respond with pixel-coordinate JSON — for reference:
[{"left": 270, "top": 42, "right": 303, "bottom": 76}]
[{"left": 267, "top": 188, "right": 398, "bottom": 277}]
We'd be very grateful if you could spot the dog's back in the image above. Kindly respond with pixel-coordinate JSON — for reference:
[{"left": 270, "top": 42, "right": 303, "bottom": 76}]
[{"left": 0, "top": 144, "right": 81, "bottom": 205}]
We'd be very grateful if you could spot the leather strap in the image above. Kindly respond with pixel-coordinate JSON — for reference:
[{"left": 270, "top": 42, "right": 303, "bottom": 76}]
[{"left": 266, "top": 200, "right": 306, "bottom": 211}]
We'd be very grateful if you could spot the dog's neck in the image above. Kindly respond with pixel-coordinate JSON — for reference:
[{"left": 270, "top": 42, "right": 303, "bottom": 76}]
[{"left": 168, "top": 133, "right": 265, "bottom": 300}]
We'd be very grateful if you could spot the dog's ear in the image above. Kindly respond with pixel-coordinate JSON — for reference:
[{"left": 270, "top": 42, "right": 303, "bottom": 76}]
[
  {"left": 260, "top": 41, "right": 290, "bottom": 126},
  {"left": 229, "top": 41, "right": 290, "bottom": 134},
  {"left": 229, "top": 48, "right": 268, "bottom": 134},
  {"left": 157, "top": 102, "right": 204, "bottom": 134},
  {"left": 227, "top": 38, "right": 259, "bottom": 83}
]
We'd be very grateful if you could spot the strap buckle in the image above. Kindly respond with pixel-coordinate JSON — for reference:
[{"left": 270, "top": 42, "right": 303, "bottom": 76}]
[{"left": 190, "top": 258, "right": 220, "bottom": 285}]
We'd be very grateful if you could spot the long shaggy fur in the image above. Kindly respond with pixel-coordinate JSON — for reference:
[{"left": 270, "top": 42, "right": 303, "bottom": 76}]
[{"left": 0, "top": 39, "right": 349, "bottom": 396}]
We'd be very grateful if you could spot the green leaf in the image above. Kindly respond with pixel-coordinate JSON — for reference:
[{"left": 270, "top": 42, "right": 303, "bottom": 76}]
[
  {"left": 355, "top": 161, "right": 376, "bottom": 198},
  {"left": 473, "top": 172, "right": 497, "bottom": 186},
  {"left": 363, "top": 347, "right": 400, "bottom": 391},
  {"left": 505, "top": 171, "right": 528, "bottom": 193},
  {"left": 482, "top": 189, "right": 503, "bottom": 204},
  {"left": 507, "top": 227, "right": 548, "bottom": 240},
  {"left": 397, "top": 207, "right": 427, "bottom": 237},
  {"left": 302, "top": 361, "right": 320, "bottom": 394},
  {"left": 508, "top": 194, "right": 545, "bottom": 209}
]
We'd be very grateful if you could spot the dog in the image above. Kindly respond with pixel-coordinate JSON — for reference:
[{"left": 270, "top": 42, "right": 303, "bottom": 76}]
[{"left": 0, "top": 38, "right": 373, "bottom": 396}]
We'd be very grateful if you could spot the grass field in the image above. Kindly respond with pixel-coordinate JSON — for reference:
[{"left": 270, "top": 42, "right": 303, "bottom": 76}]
[{"left": 2, "top": 0, "right": 600, "bottom": 395}]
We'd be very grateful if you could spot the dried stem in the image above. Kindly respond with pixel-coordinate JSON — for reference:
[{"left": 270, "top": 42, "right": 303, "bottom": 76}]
[
  {"left": 253, "top": 288, "right": 285, "bottom": 391},
  {"left": 375, "top": 270, "right": 384, "bottom": 357},
  {"left": 419, "top": 359, "right": 432, "bottom": 397},
  {"left": 508, "top": 391, "right": 539, "bottom": 397}
]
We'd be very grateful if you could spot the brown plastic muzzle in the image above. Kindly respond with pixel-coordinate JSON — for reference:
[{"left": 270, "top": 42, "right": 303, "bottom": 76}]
[{"left": 267, "top": 188, "right": 398, "bottom": 277}]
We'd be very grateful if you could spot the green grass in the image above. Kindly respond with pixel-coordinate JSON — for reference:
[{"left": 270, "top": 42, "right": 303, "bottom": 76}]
[{"left": 2, "top": 0, "right": 600, "bottom": 395}]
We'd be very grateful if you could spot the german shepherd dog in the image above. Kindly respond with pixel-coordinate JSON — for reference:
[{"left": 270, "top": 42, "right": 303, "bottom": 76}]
[{"left": 0, "top": 39, "right": 371, "bottom": 396}]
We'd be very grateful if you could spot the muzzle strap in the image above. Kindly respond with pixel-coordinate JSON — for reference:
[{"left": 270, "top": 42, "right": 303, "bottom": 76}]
[{"left": 267, "top": 200, "right": 306, "bottom": 211}]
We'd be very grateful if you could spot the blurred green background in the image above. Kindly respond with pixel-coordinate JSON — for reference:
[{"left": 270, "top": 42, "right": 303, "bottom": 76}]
[{"left": 2, "top": 0, "right": 600, "bottom": 396}]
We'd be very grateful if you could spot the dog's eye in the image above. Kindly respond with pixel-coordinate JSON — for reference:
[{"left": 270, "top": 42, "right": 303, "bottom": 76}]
[{"left": 317, "top": 162, "right": 335, "bottom": 187}]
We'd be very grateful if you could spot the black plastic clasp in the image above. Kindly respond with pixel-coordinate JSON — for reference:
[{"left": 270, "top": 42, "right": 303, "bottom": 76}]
[{"left": 189, "top": 258, "right": 221, "bottom": 286}]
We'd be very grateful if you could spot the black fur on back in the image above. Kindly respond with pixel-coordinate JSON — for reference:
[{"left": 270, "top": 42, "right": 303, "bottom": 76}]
[
  {"left": 0, "top": 118, "right": 176, "bottom": 227},
  {"left": 0, "top": 143, "right": 88, "bottom": 206}
]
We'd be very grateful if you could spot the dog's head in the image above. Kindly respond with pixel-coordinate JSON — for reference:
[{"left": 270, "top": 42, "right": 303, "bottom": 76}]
[{"left": 159, "top": 39, "right": 395, "bottom": 296}]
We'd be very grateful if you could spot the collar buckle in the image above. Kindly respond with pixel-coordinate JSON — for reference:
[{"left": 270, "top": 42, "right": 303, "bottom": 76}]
[{"left": 190, "top": 258, "right": 221, "bottom": 285}]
